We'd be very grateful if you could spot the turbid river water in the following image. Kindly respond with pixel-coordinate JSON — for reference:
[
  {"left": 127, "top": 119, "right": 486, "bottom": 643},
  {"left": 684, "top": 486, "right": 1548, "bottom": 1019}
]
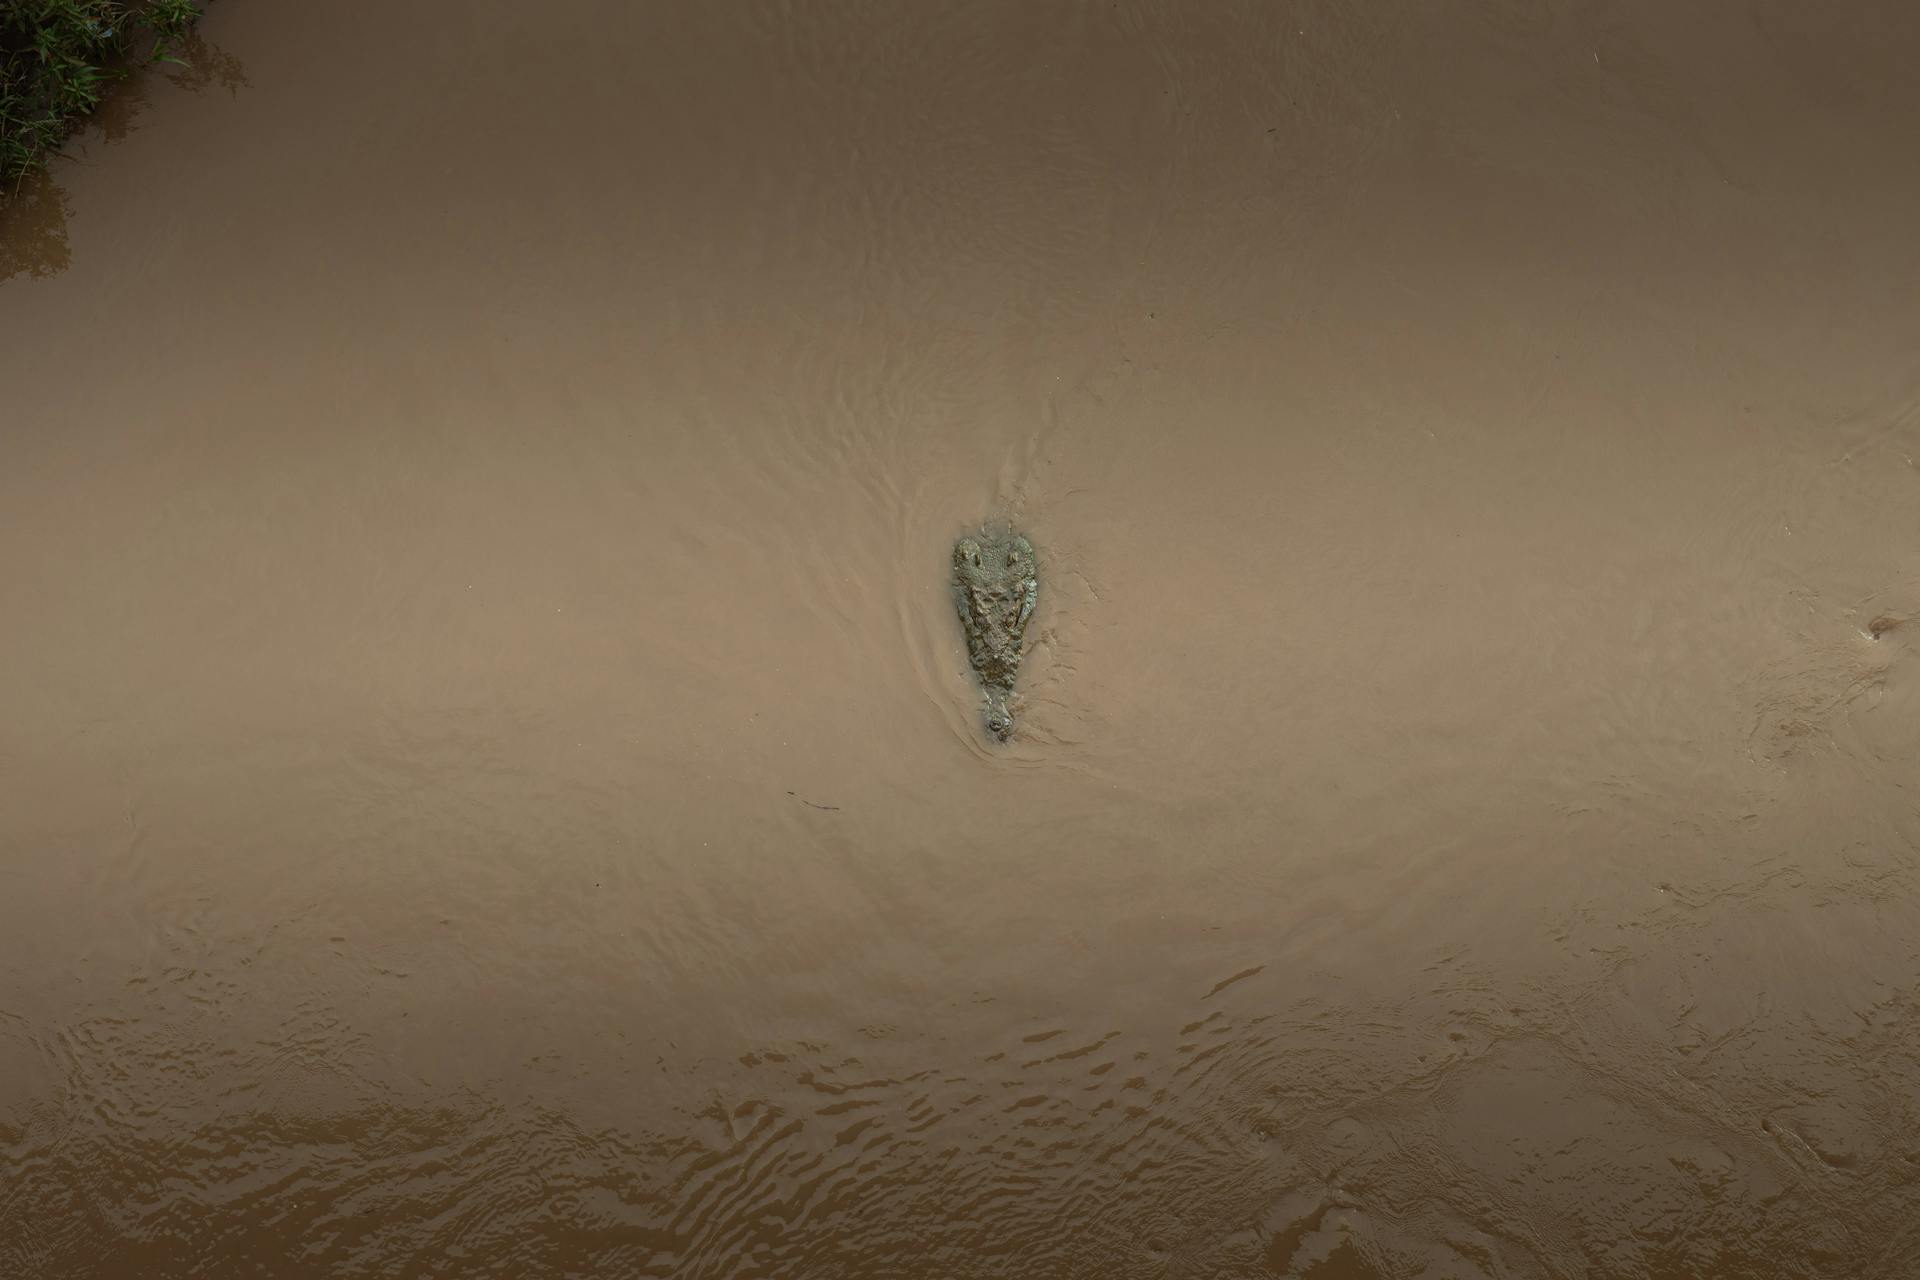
[{"left": 4, "top": 2, "right": 1920, "bottom": 1276}]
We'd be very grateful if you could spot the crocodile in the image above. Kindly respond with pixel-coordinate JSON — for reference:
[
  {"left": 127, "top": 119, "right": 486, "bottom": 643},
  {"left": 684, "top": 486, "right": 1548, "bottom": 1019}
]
[{"left": 952, "top": 527, "right": 1038, "bottom": 741}]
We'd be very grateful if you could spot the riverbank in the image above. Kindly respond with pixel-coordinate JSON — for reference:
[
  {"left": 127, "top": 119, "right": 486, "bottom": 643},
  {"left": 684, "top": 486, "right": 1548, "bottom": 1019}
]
[{"left": 1, "top": 0, "right": 203, "bottom": 185}]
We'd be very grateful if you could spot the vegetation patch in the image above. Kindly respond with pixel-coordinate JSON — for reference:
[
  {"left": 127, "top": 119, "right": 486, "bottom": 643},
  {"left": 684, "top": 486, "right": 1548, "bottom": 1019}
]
[{"left": 2, "top": 0, "right": 202, "bottom": 185}]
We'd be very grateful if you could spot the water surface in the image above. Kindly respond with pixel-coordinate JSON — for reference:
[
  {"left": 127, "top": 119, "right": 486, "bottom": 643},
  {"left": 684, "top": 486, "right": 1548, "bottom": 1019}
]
[{"left": 4, "top": 1, "right": 1920, "bottom": 1275}]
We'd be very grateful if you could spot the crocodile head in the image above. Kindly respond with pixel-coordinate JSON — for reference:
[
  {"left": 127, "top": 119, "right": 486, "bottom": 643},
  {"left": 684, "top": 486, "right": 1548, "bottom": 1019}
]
[{"left": 953, "top": 529, "right": 1037, "bottom": 741}]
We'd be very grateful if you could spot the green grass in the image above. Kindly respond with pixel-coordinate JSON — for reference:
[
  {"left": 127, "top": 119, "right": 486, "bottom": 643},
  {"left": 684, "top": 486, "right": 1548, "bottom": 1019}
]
[{"left": 2, "top": 0, "right": 203, "bottom": 185}]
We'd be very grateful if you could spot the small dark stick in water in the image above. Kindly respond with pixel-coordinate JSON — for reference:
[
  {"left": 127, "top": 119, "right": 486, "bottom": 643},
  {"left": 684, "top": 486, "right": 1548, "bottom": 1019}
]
[{"left": 952, "top": 527, "right": 1038, "bottom": 741}]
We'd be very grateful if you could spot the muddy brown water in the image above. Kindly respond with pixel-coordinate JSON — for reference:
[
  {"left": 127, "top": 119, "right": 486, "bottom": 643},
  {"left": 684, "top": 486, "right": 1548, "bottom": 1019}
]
[{"left": 4, "top": 2, "right": 1920, "bottom": 1276}]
